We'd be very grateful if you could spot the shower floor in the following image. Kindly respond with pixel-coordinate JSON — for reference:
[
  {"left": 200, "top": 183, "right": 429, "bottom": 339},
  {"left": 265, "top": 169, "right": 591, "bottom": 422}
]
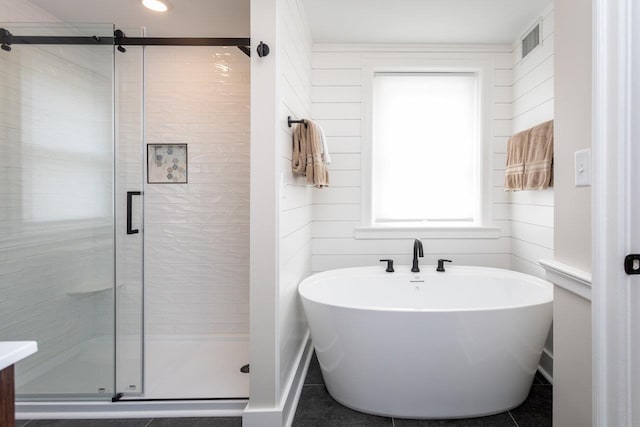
[
  {"left": 17, "top": 334, "right": 249, "bottom": 400},
  {"left": 143, "top": 334, "right": 249, "bottom": 399}
]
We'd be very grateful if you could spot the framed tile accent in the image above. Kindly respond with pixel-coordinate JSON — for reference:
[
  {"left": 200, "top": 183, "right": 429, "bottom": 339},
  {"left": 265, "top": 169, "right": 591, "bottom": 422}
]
[{"left": 147, "top": 144, "right": 188, "bottom": 184}]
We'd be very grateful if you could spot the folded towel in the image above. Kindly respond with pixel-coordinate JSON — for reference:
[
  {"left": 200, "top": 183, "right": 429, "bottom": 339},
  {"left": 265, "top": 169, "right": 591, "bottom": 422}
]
[
  {"left": 291, "top": 120, "right": 329, "bottom": 188},
  {"left": 505, "top": 128, "right": 529, "bottom": 191},
  {"left": 523, "top": 120, "right": 554, "bottom": 190},
  {"left": 306, "top": 121, "right": 329, "bottom": 188},
  {"left": 291, "top": 121, "right": 307, "bottom": 175}
]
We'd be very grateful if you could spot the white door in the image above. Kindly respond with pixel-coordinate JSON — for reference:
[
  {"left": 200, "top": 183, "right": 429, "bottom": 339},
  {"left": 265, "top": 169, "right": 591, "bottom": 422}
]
[{"left": 592, "top": 0, "right": 640, "bottom": 425}]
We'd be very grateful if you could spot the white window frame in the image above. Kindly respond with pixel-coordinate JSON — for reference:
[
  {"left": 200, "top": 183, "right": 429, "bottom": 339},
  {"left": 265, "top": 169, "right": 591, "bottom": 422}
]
[{"left": 356, "top": 55, "right": 500, "bottom": 239}]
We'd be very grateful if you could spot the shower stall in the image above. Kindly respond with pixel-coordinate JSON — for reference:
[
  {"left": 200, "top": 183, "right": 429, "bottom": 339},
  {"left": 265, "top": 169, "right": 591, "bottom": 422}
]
[{"left": 0, "top": 23, "right": 250, "bottom": 403}]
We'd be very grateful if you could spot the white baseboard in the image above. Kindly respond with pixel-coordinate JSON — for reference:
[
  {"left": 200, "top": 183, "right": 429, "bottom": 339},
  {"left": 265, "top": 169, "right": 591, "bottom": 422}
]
[
  {"left": 538, "top": 347, "right": 554, "bottom": 384},
  {"left": 538, "top": 364, "right": 553, "bottom": 385},
  {"left": 282, "top": 335, "right": 313, "bottom": 427},
  {"left": 243, "top": 332, "right": 313, "bottom": 427}
]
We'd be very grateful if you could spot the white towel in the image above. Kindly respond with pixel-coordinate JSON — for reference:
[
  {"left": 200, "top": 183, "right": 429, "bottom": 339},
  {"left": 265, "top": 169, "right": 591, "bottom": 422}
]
[{"left": 318, "top": 124, "right": 332, "bottom": 165}]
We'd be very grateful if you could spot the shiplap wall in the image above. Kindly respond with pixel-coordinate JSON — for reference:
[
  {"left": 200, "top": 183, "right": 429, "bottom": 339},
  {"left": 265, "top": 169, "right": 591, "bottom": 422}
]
[
  {"left": 277, "top": 0, "right": 313, "bottom": 393},
  {"left": 509, "top": 5, "right": 555, "bottom": 279},
  {"left": 310, "top": 45, "right": 513, "bottom": 272},
  {"left": 509, "top": 4, "right": 555, "bottom": 378}
]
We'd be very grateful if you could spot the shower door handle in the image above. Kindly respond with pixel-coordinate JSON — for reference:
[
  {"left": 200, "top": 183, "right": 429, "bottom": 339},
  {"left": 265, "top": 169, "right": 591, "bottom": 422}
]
[{"left": 127, "top": 191, "right": 142, "bottom": 235}]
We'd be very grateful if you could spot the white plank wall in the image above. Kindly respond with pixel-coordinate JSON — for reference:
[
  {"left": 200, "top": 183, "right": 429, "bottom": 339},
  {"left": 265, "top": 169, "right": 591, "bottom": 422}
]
[
  {"left": 310, "top": 45, "right": 513, "bottom": 273},
  {"left": 509, "top": 5, "right": 555, "bottom": 279},
  {"left": 277, "top": 0, "right": 314, "bottom": 393},
  {"left": 509, "top": 4, "right": 555, "bottom": 377}
]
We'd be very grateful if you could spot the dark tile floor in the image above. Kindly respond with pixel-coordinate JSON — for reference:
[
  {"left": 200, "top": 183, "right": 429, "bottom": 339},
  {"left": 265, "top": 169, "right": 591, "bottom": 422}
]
[
  {"left": 16, "top": 353, "right": 552, "bottom": 427},
  {"left": 292, "top": 353, "right": 552, "bottom": 427}
]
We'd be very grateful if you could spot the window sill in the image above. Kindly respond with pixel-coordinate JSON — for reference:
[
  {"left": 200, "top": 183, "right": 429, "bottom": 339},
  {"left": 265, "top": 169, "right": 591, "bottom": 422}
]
[{"left": 354, "top": 225, "right": 502, "bottom": 240}]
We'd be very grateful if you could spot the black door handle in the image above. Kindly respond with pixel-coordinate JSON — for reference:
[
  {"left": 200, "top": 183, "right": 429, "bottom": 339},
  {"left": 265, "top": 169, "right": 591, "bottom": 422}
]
[
  {"left": 127, "top": 191, "right": 142, "bottom": 235},
  {"left": 625, "top": 254, "right": 640, "bottom": 275}
]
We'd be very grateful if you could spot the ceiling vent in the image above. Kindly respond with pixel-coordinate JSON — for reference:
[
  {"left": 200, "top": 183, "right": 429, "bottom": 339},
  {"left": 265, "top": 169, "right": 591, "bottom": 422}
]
[{"left": 522, "top": 22, "right": 541, "bottom": 59}]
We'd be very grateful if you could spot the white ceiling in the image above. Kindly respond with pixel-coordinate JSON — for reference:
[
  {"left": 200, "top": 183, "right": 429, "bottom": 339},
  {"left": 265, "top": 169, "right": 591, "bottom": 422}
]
[
  {"left": 27, "top": 0, "right": 550, "bottom": 43},
  {"left": 302, "top": 0, "right": 552, "bottom": 44},
  {"left": 28, "top": 0, "right": 249, "bottom": 37}
]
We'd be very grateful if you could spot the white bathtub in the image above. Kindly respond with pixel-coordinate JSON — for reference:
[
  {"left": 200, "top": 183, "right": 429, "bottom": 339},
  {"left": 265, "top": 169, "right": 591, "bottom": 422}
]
[{"left": 298, "top": 265, "right": 553, "bottom": 419}]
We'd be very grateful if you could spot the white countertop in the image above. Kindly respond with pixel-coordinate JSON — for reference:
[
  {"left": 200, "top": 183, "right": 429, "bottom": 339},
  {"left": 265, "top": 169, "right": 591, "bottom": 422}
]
[{"left": 0, "top": 341, "right": 38, "bottom": 371}]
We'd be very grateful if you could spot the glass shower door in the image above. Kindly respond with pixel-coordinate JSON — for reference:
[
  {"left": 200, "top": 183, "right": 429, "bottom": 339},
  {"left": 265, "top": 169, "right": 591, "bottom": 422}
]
[
  {"left": 0, "top": 23, "right": 117, "bottom": 399},
  {"left": 115, "top": 30, "right": 145, "bottom": 398}
]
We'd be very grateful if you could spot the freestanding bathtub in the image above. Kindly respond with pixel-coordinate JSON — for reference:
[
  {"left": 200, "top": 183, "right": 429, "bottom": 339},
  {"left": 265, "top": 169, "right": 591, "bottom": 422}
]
[{"left": 298, "top": 265, "right": 553, "bottom": 419}]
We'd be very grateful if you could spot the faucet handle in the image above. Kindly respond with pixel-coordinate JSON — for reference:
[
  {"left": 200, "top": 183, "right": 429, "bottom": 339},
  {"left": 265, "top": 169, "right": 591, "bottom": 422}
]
[
  {"left": 436, "top": 258, "right": 453, "bottom": 271},
  {"left": 379, "top": 259, "right": 395, "bottom": 273},
  {"left": 436, "top": 259, "right": 452, "bottom": 272}
]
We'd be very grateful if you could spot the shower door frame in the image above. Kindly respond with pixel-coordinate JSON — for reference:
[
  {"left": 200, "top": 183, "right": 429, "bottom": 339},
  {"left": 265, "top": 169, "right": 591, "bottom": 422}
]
[
  {"left": 0, "top": 31, "right": 250, "bottom": 51},
  {"left": 118, "top": 39, "right": 252, "bottom": 402}
]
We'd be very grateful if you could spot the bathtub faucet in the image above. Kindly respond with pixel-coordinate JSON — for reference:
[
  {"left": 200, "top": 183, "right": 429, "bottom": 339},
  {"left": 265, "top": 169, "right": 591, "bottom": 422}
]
[{"left": 411, "top": 239, "right": 424, "bottom": 272}]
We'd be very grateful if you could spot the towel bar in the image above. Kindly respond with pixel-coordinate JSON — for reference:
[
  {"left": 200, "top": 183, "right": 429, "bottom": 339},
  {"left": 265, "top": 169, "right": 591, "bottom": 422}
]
[{"left": 288, "top": 116, "right": 307, "bottom": 128}]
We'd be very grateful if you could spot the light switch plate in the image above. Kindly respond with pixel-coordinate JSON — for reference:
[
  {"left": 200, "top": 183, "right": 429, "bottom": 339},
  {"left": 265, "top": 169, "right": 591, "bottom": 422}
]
[{"left": 575, "top": 148, "right": 591, "bottom": 187}]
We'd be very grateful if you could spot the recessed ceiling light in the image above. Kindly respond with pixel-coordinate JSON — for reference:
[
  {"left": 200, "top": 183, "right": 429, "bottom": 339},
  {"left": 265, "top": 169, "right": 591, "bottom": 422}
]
[{"left": 141, "top": 0, "right": 170, "bottom": 12}]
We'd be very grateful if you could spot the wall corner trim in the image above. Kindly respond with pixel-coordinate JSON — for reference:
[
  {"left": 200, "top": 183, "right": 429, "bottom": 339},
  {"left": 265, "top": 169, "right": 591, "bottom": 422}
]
[
  {"left": 539, "top": 259, "right": 592, "bottom": 300},
  {"left": 243, "top": 333, "right": 313, "bottom": 427}
]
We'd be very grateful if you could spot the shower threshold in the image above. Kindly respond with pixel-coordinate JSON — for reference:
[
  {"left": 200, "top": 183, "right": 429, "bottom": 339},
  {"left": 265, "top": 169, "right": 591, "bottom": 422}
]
[{"left": 17, "top": 399, "right": 248, "bottom": 420}]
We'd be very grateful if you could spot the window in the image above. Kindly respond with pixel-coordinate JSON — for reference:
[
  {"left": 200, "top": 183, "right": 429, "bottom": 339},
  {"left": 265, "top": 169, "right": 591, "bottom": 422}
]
[
  {"left": 357, "top": 56, "right": 500, "bottom": 239},
  {"left": 373, "top": 72, "right": 479, "bottom": 225}
]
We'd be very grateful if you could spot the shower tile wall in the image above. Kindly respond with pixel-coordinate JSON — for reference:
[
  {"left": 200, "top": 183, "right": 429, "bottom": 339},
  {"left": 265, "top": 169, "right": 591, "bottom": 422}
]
[
  {"left": 144, "top": 47, "right": 250, "bottom": 336},
  {"left": 0, "top": 13, "right": 116, "bottom": 393}
]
